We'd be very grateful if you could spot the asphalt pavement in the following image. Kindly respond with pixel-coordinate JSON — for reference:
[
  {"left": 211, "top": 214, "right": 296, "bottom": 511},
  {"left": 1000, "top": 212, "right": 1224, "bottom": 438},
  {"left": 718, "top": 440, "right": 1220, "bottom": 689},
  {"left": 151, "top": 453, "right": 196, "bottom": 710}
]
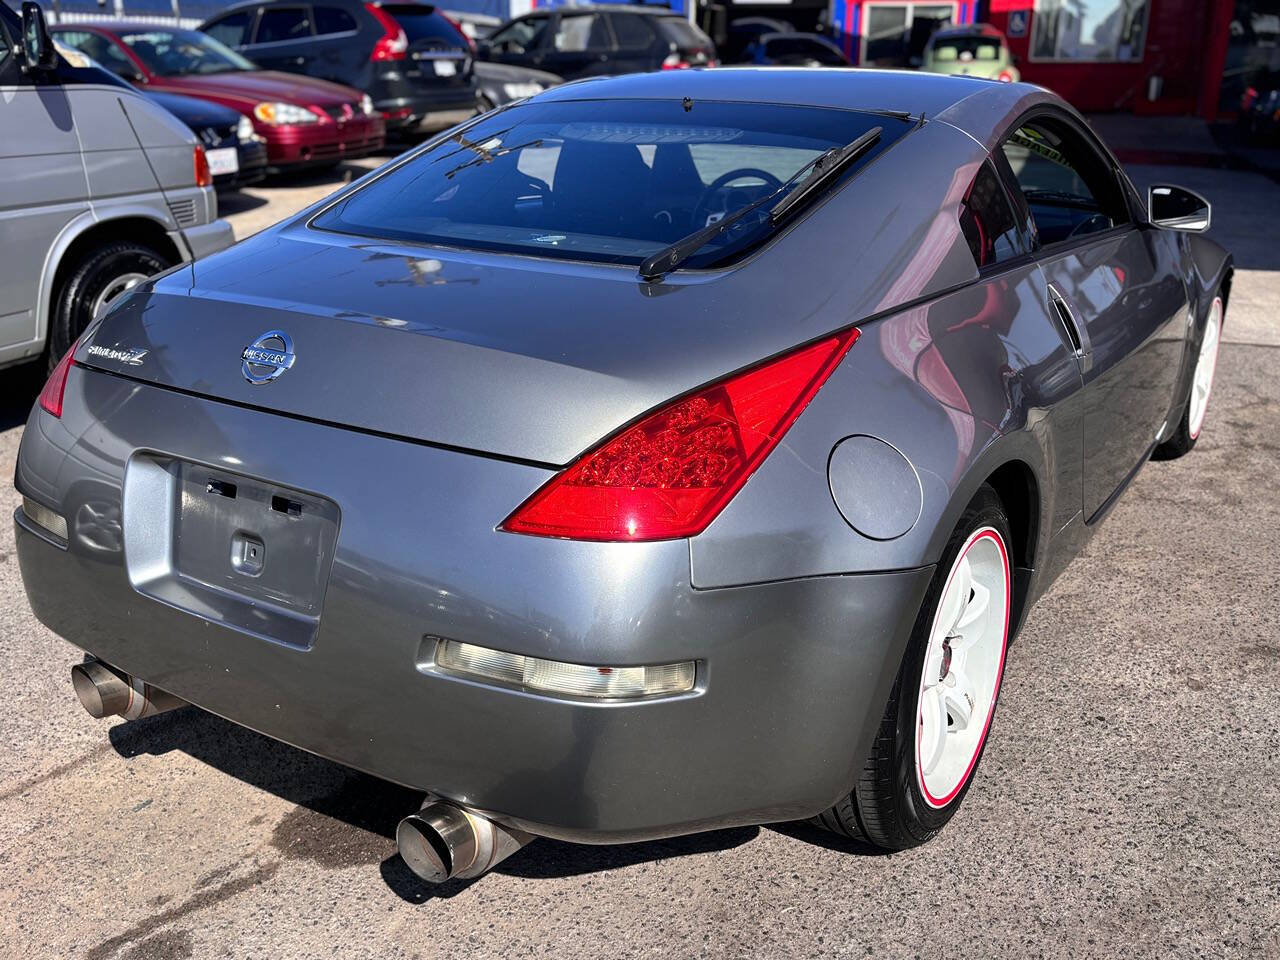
[{"left": 1, "top": 160, "right": 1278, "bottom": 960}]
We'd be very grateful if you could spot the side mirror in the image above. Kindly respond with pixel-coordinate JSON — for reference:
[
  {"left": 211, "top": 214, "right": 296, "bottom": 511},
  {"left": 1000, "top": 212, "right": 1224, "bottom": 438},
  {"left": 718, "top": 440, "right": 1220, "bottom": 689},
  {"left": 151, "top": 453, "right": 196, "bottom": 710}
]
[
  {"left": 1148, "top": 184, "right": 1211, "bottom": 232},
  {"left": 475, "top": 38, "right": 492, "bottom": 58},
  {"left": 20, "top": 1, "right": 58, "bottom": 72}
]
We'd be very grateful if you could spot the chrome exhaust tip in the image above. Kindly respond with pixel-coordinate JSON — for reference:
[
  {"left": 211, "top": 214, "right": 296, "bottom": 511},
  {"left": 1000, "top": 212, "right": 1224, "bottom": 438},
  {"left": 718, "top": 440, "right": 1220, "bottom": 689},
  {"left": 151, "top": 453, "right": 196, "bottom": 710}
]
[
  {"left": 397, "top": 799, "right": 533, "bottom": 884},
  {"left": 71, "top": 660, "right": 186, "bottom": 720}
]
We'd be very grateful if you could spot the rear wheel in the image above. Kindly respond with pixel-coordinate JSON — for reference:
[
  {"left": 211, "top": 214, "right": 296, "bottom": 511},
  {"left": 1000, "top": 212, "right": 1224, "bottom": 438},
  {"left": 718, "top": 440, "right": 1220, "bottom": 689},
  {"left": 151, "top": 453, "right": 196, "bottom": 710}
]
[
  {"left": 48, "top": 241, "right": 170, "bottom": 372},
  {"left": 1154, "top": 293, "right": 1223, "bottom": 460},
  {"left": 816, "top": 485, "right": 1013, "bottom": 850}
]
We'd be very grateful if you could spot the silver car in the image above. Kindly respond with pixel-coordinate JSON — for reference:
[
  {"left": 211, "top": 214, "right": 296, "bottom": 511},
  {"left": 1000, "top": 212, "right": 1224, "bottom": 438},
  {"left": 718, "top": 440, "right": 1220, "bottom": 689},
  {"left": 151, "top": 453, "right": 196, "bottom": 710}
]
[
  {"left": 15, "top": 69, "right": 1229, "bottom": 885},
  {"left": 0, "top": 2, "right": 232, "bottom": 373}
]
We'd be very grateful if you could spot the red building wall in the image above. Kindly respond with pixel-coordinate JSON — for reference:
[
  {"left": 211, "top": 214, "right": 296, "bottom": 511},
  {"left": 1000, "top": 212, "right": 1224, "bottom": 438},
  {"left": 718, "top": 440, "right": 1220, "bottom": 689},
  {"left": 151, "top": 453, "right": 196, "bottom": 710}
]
[{"left": 985, "top": 0, "right": 1233, "bottom": 117}]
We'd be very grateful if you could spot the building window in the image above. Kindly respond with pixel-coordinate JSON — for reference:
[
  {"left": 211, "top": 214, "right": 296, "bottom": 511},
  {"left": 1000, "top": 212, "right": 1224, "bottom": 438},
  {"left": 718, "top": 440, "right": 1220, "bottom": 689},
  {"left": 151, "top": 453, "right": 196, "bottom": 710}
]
[
  {"left": 1031, "top": 0, "right": 1148, "bottom": 62},
  {"left": 863, "top": 3, "right": 956, "bottom": 67}
]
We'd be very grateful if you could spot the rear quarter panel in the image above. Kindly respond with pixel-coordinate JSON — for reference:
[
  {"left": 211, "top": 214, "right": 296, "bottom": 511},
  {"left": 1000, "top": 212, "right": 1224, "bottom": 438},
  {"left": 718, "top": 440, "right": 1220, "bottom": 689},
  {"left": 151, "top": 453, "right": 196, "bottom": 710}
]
[{"left": 690, "top": 262, "right": 1084, "bottom": 590}]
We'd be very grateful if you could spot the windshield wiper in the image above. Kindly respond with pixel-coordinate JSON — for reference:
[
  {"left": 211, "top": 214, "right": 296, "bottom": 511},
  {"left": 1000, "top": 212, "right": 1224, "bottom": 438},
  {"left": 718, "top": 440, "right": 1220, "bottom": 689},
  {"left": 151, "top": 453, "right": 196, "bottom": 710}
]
[
  {"left": 767, "top": 126, "right": 881, "bottom": 225},
  {"left": 638, "top": 126, "right": 882, "bottom": 282}
]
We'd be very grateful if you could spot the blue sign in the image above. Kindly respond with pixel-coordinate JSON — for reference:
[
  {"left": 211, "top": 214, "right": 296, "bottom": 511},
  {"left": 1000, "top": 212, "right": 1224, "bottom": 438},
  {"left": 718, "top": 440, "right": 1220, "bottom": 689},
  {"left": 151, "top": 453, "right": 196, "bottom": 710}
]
[{"left": 1008, "top": 10, "right": 1028, "bottom": 38}]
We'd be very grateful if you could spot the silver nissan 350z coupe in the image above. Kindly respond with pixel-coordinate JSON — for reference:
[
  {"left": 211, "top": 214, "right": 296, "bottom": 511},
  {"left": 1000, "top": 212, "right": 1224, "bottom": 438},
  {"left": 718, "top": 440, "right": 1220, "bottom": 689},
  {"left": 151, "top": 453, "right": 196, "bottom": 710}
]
[{"left": 16, "top": 69, "right": 1230, "bottom": 883}]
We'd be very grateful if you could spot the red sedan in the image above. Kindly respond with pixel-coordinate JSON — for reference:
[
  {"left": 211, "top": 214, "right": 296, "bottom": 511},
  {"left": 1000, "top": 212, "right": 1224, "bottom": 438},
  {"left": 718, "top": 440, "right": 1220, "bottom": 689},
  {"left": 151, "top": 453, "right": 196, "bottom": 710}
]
[{"left": 53, "top": 26, "right": 385, "bottom": 171}]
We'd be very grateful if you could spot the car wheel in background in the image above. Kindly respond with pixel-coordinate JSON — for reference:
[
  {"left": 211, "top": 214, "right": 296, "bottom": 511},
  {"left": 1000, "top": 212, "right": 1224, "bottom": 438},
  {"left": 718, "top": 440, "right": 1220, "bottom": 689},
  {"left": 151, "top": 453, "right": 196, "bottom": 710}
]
[
  {"left": 815, "top": 485, "right": 1013, "bottom": 850},
  {"left": 1154, "top": 293, "right": 1224, "bottom": 460},
  {"left": 49, "top": 241, "right": 171, "bottom": 372}
]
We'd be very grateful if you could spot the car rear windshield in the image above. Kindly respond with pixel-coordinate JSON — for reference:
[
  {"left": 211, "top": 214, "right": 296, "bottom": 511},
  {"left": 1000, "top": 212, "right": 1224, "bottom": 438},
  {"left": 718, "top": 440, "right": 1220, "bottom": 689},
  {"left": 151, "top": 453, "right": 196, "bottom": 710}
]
[
  {"left": 310, "top": 98, "right": 907, "bottom": 270},
  {"left": 932, "top": 37, "right": 1003, "bottom": 61},
  {"left": 655, "top": 17, "right": 713, "bottom": 49},
  {"left": 381, "top": 4, "right": 468, "bottom": 48}
]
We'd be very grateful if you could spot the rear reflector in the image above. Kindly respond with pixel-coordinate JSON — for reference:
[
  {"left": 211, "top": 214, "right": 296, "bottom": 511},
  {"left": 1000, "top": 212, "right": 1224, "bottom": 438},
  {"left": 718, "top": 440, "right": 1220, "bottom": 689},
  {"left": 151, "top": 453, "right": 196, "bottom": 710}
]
[
  {"left": 503, "top": 328, "right": 860, "bottom": 541},
  {"left": 435, "top": 639, "right": 695, "bottom": 699},
  {"left": 22, "top": 497, "right": 68, "bottom": 540},
  {"left": 38, "top": 341, "right": 78, "bottom": 419},
  {"left": 194, "top": 145, "right": 212, "bottom": 188}
]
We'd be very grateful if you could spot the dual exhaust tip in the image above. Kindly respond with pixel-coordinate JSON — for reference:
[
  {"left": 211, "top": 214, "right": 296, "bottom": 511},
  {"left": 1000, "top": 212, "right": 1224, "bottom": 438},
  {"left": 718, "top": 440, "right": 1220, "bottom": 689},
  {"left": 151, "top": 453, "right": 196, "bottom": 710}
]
[
  {"left": 396, "top": 799, "right": 534, "bottom": 883},
  {"left": 71, "top": 658, "right": 532, "bottom": 885},
  {"left": 70, "top": 659, "right": 186, "bottom": 721}
]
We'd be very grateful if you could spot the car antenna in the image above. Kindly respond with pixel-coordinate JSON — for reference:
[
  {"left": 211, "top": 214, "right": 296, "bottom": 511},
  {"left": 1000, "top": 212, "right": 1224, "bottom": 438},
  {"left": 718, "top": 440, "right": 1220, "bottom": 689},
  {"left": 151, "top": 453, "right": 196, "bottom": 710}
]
[{"left": 682, "top": 97, "right": 693, "bottom": 112}]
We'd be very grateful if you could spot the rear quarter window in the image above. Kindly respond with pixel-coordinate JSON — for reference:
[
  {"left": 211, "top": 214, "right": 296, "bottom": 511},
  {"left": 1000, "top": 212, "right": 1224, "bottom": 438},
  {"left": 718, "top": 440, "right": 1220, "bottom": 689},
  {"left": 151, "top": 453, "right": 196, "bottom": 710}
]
[
  {"left": 609, "top": 14, "right": 655, "bottom": 50},
  {"left": 958, "top": 160, "right": 1025, "bottom": 269},
  {"left": 314, "top": 6, "right": 358, "bottom": 35},
  {"left": 204, "top": 11, "right": 253, "bottom": 47},
  {"left": 656, "top": 17, "right": 712, "bottom": 48}
]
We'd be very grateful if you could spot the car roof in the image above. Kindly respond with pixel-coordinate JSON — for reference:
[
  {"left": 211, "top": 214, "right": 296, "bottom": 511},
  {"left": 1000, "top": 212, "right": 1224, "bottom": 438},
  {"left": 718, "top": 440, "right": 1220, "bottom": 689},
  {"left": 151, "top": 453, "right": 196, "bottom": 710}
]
[
  {"left": 524, "top": 4, "right": 685, "bottom": 14},
  {"left": 55, "top": 23, "right": 201, "bottom": 37},
  {"left": 537, "top": 67, "right": 1034, "bottom": 133}
]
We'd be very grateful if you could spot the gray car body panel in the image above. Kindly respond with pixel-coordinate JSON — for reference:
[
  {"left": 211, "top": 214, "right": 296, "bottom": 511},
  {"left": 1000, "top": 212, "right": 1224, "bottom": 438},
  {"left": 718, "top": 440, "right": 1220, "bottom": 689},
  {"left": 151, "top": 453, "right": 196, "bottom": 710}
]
[
  {"left": 14, "top": 69, "right": 1232, "bottom": 842},
  {"left": 0, "top": 7, "right": 232, "bottom": 370}
]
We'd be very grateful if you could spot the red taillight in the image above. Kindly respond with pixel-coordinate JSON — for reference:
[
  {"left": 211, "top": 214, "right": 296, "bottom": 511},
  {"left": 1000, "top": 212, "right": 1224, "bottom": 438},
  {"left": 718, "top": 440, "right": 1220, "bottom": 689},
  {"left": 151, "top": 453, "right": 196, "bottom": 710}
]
[
  {"left": 39, "top": 341, "right": 78, "bottom": 418},
  {"left": 439, "top": 10, "right": 476, "bottom": 52},
  {"left": 996, "top": 69, "right": 1015, "bottom": 83},
  {"left": 503, "top": 329, "right": 860, "bottom": 541},
  {"left": 366, "top": 3, "right": 408, "bottom": 60},
  {"left": 193, "top": 145, "right": 212, "bottom": 187},
  {"left": 661, "top": 53, "right": 691, "bottom": 70}
]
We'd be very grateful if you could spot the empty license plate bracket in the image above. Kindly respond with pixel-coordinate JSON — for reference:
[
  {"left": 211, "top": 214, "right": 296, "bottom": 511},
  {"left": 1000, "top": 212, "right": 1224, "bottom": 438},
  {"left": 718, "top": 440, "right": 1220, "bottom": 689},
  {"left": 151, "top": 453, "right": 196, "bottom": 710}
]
[{"left": 122, "top": 454, "right": 340, "bottom": 649}]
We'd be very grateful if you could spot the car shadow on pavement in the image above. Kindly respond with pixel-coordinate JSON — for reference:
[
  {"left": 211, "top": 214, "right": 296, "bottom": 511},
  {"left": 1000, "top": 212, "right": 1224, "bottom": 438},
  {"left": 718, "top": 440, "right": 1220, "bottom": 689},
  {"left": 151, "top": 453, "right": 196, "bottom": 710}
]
[
  {"left": 213, "top": 190, "right": 269, "bottom": 217},
  {"left": 108, "top": 706, "right": 762, "bottom": 903},
  {"left": 1, "top": 364, "right": 42, "bottom": 430}
]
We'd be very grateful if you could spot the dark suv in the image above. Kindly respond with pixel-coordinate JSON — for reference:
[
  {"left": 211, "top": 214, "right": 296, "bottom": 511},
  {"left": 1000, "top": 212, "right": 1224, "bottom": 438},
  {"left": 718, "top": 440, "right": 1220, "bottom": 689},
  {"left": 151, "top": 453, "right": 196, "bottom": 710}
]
[
  {"left": 200, "top": 0, "right": 477, "bottom": 132},
  {"left": 478, "top": 5, "right": 716, "bottom": 79}
]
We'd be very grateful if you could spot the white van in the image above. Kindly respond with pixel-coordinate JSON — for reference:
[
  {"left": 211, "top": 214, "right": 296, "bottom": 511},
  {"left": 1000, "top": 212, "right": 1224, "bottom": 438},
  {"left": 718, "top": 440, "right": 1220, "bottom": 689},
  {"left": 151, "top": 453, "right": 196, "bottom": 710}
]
[{"left": 0, "top": 1, "right": 233, "bottom": 372}]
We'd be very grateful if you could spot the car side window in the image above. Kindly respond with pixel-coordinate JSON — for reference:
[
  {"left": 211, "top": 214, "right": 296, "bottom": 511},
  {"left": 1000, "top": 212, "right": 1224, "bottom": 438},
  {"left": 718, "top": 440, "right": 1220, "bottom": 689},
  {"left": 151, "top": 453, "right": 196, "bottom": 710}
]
[
  {"left": 554, "top": 14, "right": 610, "bottom": 52},
  {"left": 958, "top": 159, "right": 1026, "bottom": 270},
  {"left": 204, "top": 11, "right": 254, "bottom": 47},
  {"left": 609, "top": 14, "right": 653, "bottom": 50},
  {"left": 489, "top": 15, "right": 548, "bottom": 53},
  {"left": 999, "top": 116, "right": 1130, "bottom": 246},
  {"left": 255, "top": 7, "right": 313, "bottom": 44},
  {"left": 313, "top": 6, "right": 357, "bottom": 35}
]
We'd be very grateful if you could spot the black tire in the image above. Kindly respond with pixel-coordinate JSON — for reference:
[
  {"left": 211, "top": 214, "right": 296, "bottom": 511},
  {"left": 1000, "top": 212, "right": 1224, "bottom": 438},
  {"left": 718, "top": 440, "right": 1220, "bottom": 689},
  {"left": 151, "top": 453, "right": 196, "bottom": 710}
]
[
  {"left": 815, "top": 485, "right": 1013, "bottom": 850},
  {"left": 1153, "top": 291, "right": 1225, "bottom": 461},
  {"left": 48, "top": 240, "right": 170, "bottom": 373}
]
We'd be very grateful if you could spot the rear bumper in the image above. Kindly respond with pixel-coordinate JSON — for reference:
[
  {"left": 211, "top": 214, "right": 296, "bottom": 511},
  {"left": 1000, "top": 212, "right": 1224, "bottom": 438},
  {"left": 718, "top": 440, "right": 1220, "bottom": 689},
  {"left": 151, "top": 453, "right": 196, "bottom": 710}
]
[
  {"left": 14, "top": 369, "right": 930, "bottom": 843},
  {"left": 172, "top": 219, "right": 235, "bottom": 262},
  {"left": 215, "top": 140, "right": 269, "bottom": 189}
]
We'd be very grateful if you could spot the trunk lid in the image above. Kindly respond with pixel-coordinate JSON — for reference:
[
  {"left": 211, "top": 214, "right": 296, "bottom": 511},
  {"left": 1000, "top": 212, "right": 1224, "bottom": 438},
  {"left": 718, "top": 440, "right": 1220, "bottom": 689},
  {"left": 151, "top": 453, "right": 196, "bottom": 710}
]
[{"left": 76, "top": 184, "right": 937, "bottom": 465}]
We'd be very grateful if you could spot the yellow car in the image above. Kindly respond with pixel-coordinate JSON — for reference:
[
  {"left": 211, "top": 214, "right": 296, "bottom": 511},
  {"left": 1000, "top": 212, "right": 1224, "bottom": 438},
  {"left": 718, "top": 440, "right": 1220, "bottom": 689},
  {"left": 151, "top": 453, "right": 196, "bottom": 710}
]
[{"left": 923, "top": 24, "right": 1019, "bottom": 83}]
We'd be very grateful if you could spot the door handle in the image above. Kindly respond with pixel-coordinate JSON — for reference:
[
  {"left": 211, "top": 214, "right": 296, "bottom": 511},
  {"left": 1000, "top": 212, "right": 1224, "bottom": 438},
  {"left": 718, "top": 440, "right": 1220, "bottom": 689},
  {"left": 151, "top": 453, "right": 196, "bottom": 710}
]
[{"left": 1047, "top": 284, "right": 1092, "bottom": 374}]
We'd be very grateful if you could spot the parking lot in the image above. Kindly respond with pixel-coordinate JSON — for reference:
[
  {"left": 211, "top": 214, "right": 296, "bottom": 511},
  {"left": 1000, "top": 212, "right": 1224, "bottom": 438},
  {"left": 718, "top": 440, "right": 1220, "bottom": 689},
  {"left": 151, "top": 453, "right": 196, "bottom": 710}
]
[{"left": 2, "top": 158, "right": 1279, "bottom": 960}]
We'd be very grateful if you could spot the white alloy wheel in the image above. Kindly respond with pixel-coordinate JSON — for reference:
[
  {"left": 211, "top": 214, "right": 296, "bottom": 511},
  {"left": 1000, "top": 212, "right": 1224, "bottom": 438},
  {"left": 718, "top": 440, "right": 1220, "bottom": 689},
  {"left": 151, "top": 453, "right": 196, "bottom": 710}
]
[
  {"left": 1188, "top": 296, "right": 1222, "bottom": 441},
  {"left": 915, "top": 526, "right": 1011, "bottom": 809}
]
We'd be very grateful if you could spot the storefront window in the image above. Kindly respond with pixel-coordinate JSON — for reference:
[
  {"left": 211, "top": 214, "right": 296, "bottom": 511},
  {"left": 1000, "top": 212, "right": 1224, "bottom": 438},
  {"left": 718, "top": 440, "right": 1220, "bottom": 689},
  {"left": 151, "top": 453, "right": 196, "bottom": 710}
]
[
  {"left": 863, "top": 3, "right": 954, "bottom": 67},
  {"left": 1031, "top": 0, "right": 1147, "bottom": 62}
]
